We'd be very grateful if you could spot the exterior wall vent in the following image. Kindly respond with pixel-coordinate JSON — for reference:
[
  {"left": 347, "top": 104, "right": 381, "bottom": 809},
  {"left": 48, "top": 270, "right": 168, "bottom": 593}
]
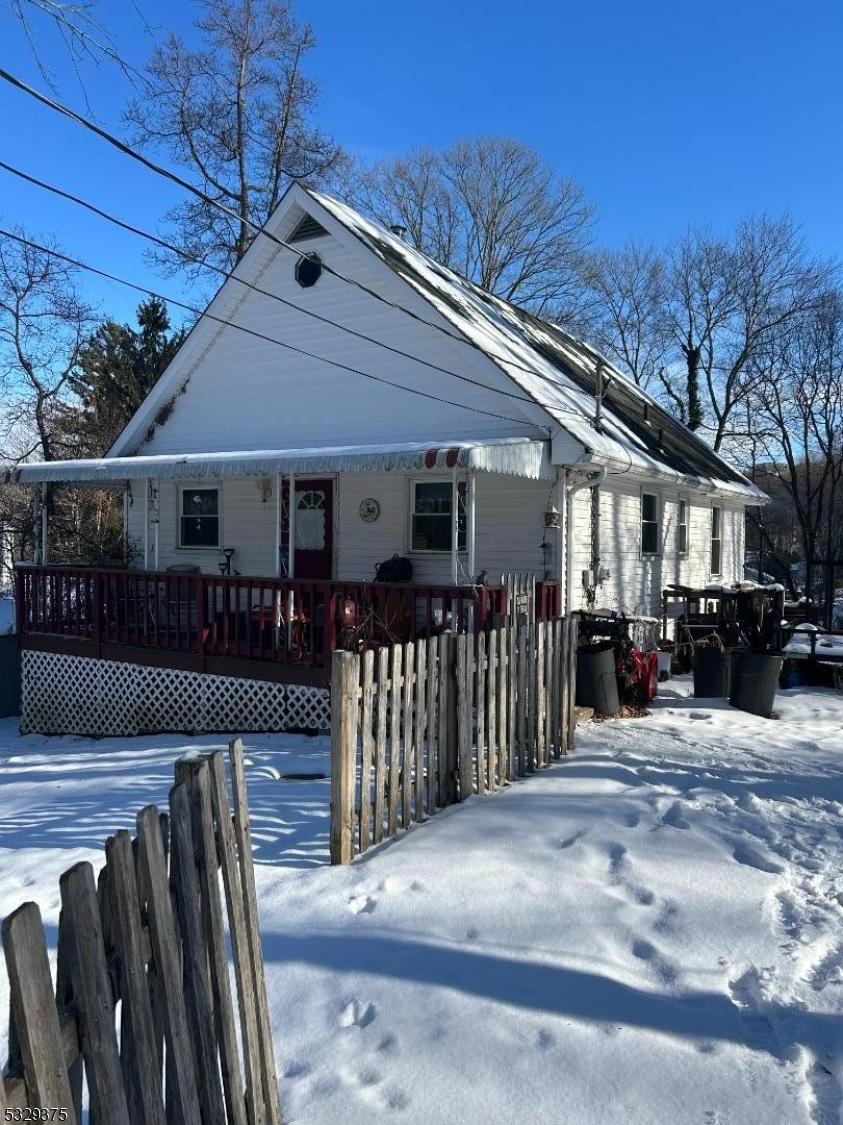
[{"left": 288, "top": 213, "right": 329, "bottom": 243}]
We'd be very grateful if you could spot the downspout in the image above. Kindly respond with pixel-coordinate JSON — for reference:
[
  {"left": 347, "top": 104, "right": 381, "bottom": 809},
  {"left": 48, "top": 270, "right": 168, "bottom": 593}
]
[{"left": 565, "top": 466, "right": 607, "bottom": 614}]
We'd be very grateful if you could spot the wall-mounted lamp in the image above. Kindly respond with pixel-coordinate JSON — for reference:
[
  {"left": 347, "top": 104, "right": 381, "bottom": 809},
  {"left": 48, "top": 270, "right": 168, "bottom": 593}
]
[
  {"left": 257, "top": 477, "right": 273, "bottom": 503},
  {"left": 543, "top": 505, "right": 561, "bottom": 529}
]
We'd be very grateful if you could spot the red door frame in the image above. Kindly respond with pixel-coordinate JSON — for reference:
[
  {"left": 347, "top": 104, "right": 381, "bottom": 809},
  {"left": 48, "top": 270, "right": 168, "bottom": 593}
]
[{"left": 282, "top": 478, "right": 334, "bottom": 579}]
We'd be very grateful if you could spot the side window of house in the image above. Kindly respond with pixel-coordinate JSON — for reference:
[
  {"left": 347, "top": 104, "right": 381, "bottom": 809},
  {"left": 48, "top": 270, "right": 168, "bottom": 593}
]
[
  {"left": 180, "top": 487, "right": 220, "bottom": 547},
  {"left": 678, "top": 499, "right": 689, "bottom": 555},
  {"left": 411, "top": 481, "right": 466, "bottom": 552},
  {"left": 641, "top": 492, "right": 660, "bottom": 555},
  {"left": 711, "top": 506, "right": 723, "bottom": 575}
]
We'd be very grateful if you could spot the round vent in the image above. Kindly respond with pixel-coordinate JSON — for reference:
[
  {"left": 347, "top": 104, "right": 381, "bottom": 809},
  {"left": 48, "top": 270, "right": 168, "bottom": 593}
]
[{"left": 295, "top": 252, "right": 323, "bottom": 288}]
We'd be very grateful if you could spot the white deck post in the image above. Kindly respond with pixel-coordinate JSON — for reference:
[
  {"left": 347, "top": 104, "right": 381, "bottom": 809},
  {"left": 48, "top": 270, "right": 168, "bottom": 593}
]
[
  {"left": 152, "top": 478, "right": 160, "bottom": 570},
  {"left": 287, "top": 473, "right": 296, "bottom": 646},
  {"left": 466, "top": 470, "right": 476, "bottom": 584},
  {"left": 274, "top": 473, "right": 282, "bottom": 577},
  {"left": 143, "top": 479, "right": 150, "bottom": 569},
  {"left": 450, "top": 467, "right": 459, "bottom": 586},
  {"left": 40, "top": 484, "right": 48, "bottom": 564}
]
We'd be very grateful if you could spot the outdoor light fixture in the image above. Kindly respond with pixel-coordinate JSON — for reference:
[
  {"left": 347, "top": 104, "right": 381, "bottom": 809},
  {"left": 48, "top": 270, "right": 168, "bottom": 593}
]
[{"left": 544, "top": 506, "right": 561, "bottom": 529}]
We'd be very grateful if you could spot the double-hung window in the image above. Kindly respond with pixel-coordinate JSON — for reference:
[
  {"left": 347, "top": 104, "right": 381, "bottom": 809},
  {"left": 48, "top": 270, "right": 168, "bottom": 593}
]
[
  {"left": 710, "top": 506, "right": 723, "bottom": 575},
  {"left": 411, "top": 480, "right": 466, "bottom": 552},
  {"left": 179, "top": 487, "right": 220, "bottom": 548},
  {"left": 678, "top": 499, "right": 689, "bottom": 555},
  {"left": 641, "top": 492, "right": 660, "bottom": 555}
]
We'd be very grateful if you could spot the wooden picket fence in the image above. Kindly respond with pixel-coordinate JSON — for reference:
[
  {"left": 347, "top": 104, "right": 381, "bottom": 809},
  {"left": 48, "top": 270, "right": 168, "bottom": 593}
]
[
  {"left": 0, "top": 739, "right": 282, "bottom": 1125},
  {"left": 331, "top": 615, "right": 579, "bottom": 864}
]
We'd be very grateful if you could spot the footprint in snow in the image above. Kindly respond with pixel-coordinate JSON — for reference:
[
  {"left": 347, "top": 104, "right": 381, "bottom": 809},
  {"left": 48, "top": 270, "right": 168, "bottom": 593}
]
[
  {"left": 653, "top": 900, "right": 680, "bottom": 935},
  {"left": 556, "top": 828, "right": 588, "bottom": 849},
  {"left": 728, "top": 966, "right": 782, "bottom": 1056},
  {"left": 661, "top": 801, "right": 690, "bottom": 830},
  {"left": 732, "top": 843, "right": 784, "bottom": 874},
  {"left": 537, "top": 1029, "right": 555, "bottom": 1051},
  {"left": 608, "top": 842, "right": 627, "bottom": 877},
  {"left": 805, "top": 1052, "right": 843, "bottom": 1125},
  {"left": 339, "top": 999, "right": 377, "bottom": 1029},
  {"left": 631, "top": 938, "right": 679, "bottom": 984},
  {"left": 348, "top": 894, "right": 377, "bottom": 915}
]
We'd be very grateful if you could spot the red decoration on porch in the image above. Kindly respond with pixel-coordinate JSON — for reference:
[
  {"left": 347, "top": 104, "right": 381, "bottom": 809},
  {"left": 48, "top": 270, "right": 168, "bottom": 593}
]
[
  {"left": 445, "top": 447, "right": 460, "bottom": 467},
  {"left": 424, "top": 449, "right": 438, "bottom": 469}
]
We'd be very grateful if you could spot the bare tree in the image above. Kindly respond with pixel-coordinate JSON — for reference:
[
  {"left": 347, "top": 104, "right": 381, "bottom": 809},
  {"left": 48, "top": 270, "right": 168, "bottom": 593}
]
[
  {"left": 580, "top": 241, "right": 669, "bottom": 391},
  {"left": 0, "top": 231, "right": 129, "bottom": 563},
  {"left": 6, "top": 0, "right": 150, "bottom": 100},
  {"left": 0, "top": 230, "right": 92, "bottom": 465},
  {"left": 752, "top": 291, "right": 843, "bottom": 618},
  {"left": 126, "top": 0, "right": 344, "bottom": 274},
  {"left": 663, "top": 216, "right": 832, "bottom": 449},
  {"left": 347, "top": 137, "right": 595, "bottom": 319}
]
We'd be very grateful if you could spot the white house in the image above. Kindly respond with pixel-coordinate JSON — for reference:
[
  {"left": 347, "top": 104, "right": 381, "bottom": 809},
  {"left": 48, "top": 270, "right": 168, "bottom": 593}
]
[{"left": 5, "top": 185, "right": 764, "bottom": 735}]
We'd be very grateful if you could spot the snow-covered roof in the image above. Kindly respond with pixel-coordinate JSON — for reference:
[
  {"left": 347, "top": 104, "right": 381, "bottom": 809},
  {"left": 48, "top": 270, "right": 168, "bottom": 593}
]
[
  {"left": 310, "top": 189, "right": 765, "bottom": 502},
  {"left": 2, "top": 437, "right": 551, "bottom": 485}
]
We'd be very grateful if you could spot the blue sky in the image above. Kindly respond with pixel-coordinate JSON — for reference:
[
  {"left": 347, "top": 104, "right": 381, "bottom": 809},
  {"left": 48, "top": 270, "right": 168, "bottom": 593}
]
[{"left": 1, "top": 0, "right": 841, "bottom": 325}]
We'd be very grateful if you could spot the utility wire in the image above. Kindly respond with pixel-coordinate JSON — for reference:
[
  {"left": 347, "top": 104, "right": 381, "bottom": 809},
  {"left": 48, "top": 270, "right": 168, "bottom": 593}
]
[
  {"left": 0, "top": 65, "right": 600, "bottom": 405},
  {"left": 0, "top": 157, "right": 576, "bottom": 418},
  {"left": 0, "top": 225, "right": 531, "bottom": 427}
]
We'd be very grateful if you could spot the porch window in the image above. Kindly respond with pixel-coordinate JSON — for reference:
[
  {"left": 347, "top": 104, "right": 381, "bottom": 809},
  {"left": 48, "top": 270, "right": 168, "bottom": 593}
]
[
  {"left": 711, "top": 506, "right": 723, "bottom": 575},
  {"left": 179, "top": 486, "right": 220, "bottom": 547},
  {"left": 411, "top": 480, "right": 466, "bottom": 552},
  {"left": 678, "top": 498, "right": 689, "bottom": 555},
  {"left": 641, "top": 492, "right": 660, "bottom": 555}
]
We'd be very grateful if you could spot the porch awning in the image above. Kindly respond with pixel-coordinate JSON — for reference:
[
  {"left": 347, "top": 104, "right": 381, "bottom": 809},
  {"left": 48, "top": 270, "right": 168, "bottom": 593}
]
[{"left": 2, "top": 437, "right": 552, "bottom": 485}]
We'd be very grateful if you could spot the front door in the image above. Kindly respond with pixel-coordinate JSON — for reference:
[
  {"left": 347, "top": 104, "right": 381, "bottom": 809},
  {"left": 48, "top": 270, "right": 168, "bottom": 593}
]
[{"left": 287, "top": 479, "right": 333, "bottom": 579}]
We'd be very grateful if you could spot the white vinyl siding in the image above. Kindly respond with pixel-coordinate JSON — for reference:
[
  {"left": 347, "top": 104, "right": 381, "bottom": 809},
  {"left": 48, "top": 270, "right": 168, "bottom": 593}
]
[
  {"left": 568, "top": 482, "right": 745, "bottom": 618},
  {"left": 137, "top": 224, "right": 545, "bottom": 458},
  {"left": 128, "top": 471, "right": 552, "bottom": 584}
]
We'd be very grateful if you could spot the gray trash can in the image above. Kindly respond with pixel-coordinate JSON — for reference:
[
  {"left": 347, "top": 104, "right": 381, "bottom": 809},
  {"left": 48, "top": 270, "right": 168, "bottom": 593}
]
[
  {"left": 728, "top": 649, "right": 747, "bottom": 707},
  {"left": 693, "top": 646, "right": 731, "bottom": 698},
  {"left": 576, "top": 642, "right": 620, "bottom": 716},
  {"left": 0, "top": 633, "right": 21, "bottom": 718},
  {"left": 733, "top": 653, "right": 783, "bottom": 719}
]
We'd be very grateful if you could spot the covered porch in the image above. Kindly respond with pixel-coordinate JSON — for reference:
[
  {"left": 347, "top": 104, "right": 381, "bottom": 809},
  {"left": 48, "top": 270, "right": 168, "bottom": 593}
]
[{"left": 9, "top": 438, "right": 564, "bottom": 688}]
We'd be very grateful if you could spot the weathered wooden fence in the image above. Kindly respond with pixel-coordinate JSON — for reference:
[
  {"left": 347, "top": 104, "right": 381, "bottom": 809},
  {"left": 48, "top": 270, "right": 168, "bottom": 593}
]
[
  {"left": 0, "top": 739, "right": 282, "bottom": 1125},
  {"left": 331, "top": 615, "right": 579, "bottom": 864}
]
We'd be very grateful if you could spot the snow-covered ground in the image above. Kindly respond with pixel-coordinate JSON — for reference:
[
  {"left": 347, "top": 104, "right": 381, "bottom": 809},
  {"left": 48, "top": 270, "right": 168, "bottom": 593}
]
[{"left": 1, "top": 677, "right": 842, "bottom": 1124}]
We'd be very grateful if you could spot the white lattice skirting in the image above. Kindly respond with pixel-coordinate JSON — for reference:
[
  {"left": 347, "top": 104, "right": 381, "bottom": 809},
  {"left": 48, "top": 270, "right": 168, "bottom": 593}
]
[{"left": 21, "top": 650, "right": 330, "bottom": 737}]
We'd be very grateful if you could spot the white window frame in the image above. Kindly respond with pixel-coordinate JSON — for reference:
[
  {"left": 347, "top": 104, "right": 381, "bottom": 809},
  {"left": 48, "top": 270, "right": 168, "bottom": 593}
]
[
  {"left": 408, "top": 478, "right": 467, "bottom": 555},
  {"left": 710, "top": 505, "right": 723, "bottom": 576},
  {"left": 640, "top": 490, "right": 661, "bottom": 557},
  {"left": 177, "top": 483, "right": 222, "bottom": 550},
  {"left": 678, "top": 497, "right": 689, "bottom": 557}
]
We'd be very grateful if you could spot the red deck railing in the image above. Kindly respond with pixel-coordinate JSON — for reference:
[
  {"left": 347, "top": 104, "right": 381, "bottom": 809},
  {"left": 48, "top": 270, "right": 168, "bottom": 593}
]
[{"left": 14, "top": 566, "right": 563, "bottom": 682}]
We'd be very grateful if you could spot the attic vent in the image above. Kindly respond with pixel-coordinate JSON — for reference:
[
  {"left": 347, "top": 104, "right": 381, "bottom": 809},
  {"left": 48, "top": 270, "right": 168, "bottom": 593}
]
[{"left": 288, "top": 213, "right": 329, "bottom": 243}]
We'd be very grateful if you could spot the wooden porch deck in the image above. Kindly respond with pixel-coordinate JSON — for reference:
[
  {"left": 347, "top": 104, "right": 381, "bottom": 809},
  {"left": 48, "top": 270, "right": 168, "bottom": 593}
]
[{"left": 15, "top": 566, "right": 561, "bottom": 685}]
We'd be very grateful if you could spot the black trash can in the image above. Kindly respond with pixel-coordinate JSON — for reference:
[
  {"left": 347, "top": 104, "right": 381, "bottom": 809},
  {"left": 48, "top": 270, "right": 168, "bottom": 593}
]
[
  {"left": 576, "top": 642, "right": 620, "bottom": 716},
  {"left": 693, "top": 645, "right": 731, "bottom": 698},
  {"left": 728, "top": 649, "right": 747, "bottom": 707},
  {"left": 734, "top": 653, "right": 783, "bottom": 719}
]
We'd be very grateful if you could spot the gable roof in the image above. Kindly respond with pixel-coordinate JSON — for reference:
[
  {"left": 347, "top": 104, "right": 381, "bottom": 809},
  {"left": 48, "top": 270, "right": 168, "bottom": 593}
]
[
  {"left": 94, "top": 181, "right": 761, "bottom": 501},
  {"left": 309, "top": 189, "right": 763, "bottom": 501}
]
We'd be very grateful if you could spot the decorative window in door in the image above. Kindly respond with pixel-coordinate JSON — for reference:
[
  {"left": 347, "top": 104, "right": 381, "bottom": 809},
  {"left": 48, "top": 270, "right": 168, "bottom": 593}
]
[{"left": 296, "top": 490, "right": 327, "bottom": 550}]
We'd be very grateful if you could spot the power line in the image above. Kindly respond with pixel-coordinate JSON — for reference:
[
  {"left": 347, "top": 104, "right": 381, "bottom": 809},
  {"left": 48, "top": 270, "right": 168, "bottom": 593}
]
[
  {"left": 0, "top": 157, "right": 573, "bottom": 417},
  {"left": 0, "top": 65, "right": 598, "bottom": 406},
  {"left": 0, "top": 225, "right": 531, "bottom": 427}
]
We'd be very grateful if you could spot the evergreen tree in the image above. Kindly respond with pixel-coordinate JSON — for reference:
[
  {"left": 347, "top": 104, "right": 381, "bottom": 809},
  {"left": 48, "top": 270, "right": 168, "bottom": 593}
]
[{"left": 70, "top": 298, "right": 184, "bottom": 455}]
